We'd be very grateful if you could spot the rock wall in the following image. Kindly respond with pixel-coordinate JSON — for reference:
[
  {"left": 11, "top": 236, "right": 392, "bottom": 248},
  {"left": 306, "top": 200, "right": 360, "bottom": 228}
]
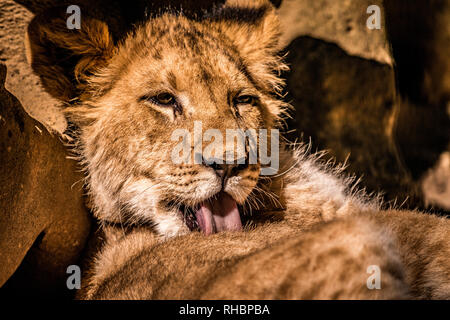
[{"left": 0, "top": 63, "right": 91, "bottom": 297}]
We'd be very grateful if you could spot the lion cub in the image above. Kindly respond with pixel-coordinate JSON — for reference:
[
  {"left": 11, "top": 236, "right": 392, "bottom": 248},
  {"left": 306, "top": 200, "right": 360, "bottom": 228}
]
[{"left": 27, "top": 0, "right": 449, "bottom": 299}]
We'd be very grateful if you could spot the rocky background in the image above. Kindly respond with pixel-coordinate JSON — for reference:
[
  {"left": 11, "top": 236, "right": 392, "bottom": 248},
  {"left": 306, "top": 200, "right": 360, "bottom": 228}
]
[{"left": 0, "top": 0, "right": 449, "bottom": 298}]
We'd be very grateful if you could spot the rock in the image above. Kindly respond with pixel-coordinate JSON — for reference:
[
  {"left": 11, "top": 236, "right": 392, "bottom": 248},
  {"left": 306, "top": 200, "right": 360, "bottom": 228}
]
[
  {"left": 1, "top": 0, "right": 126, "bottom": 134},
  {"left": 277, "top": 0, "right": 392, "bottom": 65},
  {"left": 0, "top": 63, "right": 91, "bottom": 297},
  {"left": 0, "top": 0, "right": 66, "bottom": 133},
  {"left": 282, "top": 36, "right": 420, "bottom": 207},
  {"left": 280, "top": 0, "right": 450, "bottom": 210},
  {"left": 422, "top": 152, "right": 450, "bottom": 210}
]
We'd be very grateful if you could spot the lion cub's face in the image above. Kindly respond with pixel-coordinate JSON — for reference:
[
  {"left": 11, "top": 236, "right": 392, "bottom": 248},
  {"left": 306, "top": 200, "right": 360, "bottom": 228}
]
[{"left": 28, "top": 1, "right": 286, "bottom": 237}]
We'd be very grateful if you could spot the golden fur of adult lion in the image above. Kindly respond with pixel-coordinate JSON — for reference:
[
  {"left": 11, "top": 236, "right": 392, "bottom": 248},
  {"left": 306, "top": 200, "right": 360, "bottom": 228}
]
[
  {"left": 81, "top": 209, "right": 450, "bottom": 299},
  {"left": 26, "top": 0, "right": 450, "bottom": 299}
]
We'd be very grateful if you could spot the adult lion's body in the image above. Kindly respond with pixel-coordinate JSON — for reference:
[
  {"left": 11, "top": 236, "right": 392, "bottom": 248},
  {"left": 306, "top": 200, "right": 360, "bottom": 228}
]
[
  {"left": 26, "top": 0, "right": 450, "bottom": 299},
  {"left": 82, "top": 208, "right": 450, "bottom": 300}
]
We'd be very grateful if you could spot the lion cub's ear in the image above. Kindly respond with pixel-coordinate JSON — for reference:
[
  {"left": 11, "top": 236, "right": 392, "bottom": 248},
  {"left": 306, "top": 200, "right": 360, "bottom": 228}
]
[
  {"left": 208, "top": 0, "right": 285, "bottom": 92},
  {"left": 26, "top": 7, "right": 115, "bottom": 103}
]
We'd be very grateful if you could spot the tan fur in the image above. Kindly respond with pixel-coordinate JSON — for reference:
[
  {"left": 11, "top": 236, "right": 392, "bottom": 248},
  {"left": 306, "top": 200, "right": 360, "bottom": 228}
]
[
  {"left": 26, "top": 0, "right": 450, "bottom": 299},
  {"left": 82, "top": 214, "right": 411, "bottom": 299}
]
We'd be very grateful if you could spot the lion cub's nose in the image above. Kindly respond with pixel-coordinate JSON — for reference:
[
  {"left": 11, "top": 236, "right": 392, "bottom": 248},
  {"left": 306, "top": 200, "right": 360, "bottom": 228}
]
[{"left": 203, "top": 157, "right": 248, "bottom": 179}]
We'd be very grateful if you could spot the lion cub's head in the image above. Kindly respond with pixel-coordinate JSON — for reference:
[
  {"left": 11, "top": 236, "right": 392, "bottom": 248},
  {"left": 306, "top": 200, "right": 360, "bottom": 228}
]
[{"left": 27, "top": 0, "right": 288, "bottom": 237}]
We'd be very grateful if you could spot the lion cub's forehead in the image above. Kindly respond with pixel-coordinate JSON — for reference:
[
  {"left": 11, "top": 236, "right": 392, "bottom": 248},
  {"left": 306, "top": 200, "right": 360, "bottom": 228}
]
[{"left": 111, "top": 15, "right": 252, "bottom": 94}]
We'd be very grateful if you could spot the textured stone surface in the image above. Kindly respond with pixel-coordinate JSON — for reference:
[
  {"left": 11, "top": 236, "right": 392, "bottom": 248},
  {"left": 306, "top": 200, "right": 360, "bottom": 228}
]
[
  {"left": 0, "top": 0, "right": 126, "bottom": 134},
  {"left": 282, "top": 36, "right": 418, "bottom": 206},
  {"left": 278, "top": 0, "right": 392, "bottom": 65},
  {"left": 0, "top": 0, "right": 65, "bottom": 132},
  {"left": 283, "top": 34, "right": 450, "bottom": 210},
  {"left": 422, "top": 152, "right": 450, "bottom": 210},
  {"left": 0, "top": 63, "right": 91, "bottom": 297}
]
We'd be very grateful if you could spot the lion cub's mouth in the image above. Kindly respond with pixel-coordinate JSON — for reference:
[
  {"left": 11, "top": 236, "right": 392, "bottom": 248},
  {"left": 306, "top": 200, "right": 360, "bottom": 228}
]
[{"left": 180, "top": 192, "right": 242, "bottom": 235}]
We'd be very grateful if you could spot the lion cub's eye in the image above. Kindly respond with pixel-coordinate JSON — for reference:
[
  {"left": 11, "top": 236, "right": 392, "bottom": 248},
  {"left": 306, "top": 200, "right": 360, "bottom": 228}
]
[
  {"left": 153, "top": 92, "right": 176, "bottom": 106},
  {"left": 233, "top": 95, "right": 257, "bottom": 106},
  {"left": 140, "top": 92, "right": 182, "bottom": 117},
  {"left": 140, "top": 92, "right": 177, "bottom": 106}
]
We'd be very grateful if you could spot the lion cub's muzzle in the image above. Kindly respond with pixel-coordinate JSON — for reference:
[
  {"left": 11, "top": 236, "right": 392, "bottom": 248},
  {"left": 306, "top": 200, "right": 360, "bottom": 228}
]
[{"left": 182, "top": 161, "right": 252, "bottom": 235}]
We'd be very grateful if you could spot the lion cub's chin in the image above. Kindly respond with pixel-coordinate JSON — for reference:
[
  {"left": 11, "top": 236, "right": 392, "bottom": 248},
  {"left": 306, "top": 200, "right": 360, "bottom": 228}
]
[{"left": 156, "top": 191, "right": 242, "bottom": 238}]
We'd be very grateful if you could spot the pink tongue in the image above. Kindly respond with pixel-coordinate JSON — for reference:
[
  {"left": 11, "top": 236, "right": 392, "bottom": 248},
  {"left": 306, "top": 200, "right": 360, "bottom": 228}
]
[{"left": 195, "top": 192, "right": 242, "bottom": 235}]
